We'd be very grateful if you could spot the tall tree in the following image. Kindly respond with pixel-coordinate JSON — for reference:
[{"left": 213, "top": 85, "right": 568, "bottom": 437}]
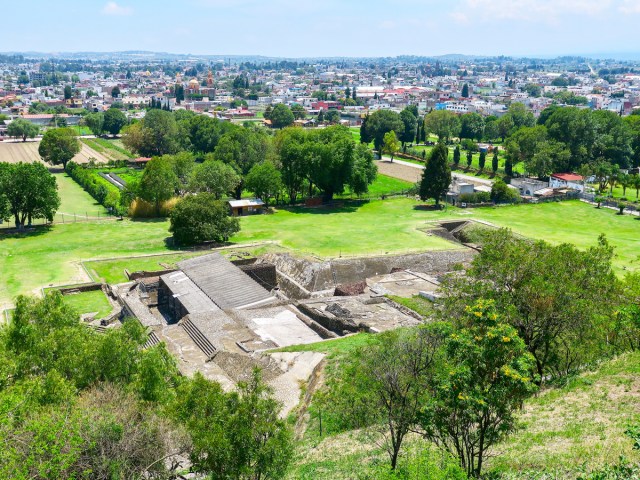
[
  {"left": 363, "top": 109, "right": 404, "bottom": 155},
  {"left": 453, "top": 145, "right": 461, "bottom": 166},
  {"left": 478, "top": 150, "right": 486, "bottom": 172},
  {"left": 381, "top": 130, "right": 400, "bottom": 162},
  {"left": 63, "top": 84, "right": 72, "bottom": 100},
  {"left": 461, "top": 83, "right": 469, "bottom": 98},
  {"left": 420, "top": 142, "right": 451, "bottom": 207},
  {"left": 83, "top": 112, "right": 104, "bottom": 136},
  {"left": 460, "top": 112, "right": 485, "bottom": 141},
  {"left": 492, "top": 149, "right": 499, "bottom": 173},
  {"left": 245, "top": 161, "right": 283, "bottom": 206},
  {"left": 169, "top": 194, "right": 240, "bottom": 245},
  {"left": 423, "top": 110, "right": 461, "bottom": 143},
  {"left": 399, "top": 108, "right": 418, "bottom": 146},
  {"left": 189, "top": 159, "right": 240, "bottom": 199},
  {"left": 38, "top": 127, "right": 80, "bottom": 170},
  {"left": 103, "top": 108, "right": 127, "bottom": 136},
  {"left": 122, "top": 109, "right": 178, "bottom": 157},
  {"left": 269, "top": 104, "right": 295, "bottom": 129},
  {"left": 138, "top": 156, "right": 179, "bottom": 215},
  {"left": 6, "top": 118, "right": 39, "bottom": 142}
]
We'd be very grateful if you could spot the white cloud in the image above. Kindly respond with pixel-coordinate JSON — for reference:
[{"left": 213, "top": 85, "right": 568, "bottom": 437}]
[
  {"left": 452, "top": 0, "right": 612, "bottom": 24},
  {"left": 619, "top": 0, "right": 640, "bottom": 13},
  {"left": 101, "top": 2, "right": 133, "bottom": 16}
]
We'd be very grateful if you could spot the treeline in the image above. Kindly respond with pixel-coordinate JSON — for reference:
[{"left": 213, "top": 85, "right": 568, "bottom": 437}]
[
  {"left": 0, "top": 292, "right": 293, "bottom": 479},
  {"left": 313, "top": 230, "right": 640, "bottom": 478},
  {"left": 121, "top": 110, "right": 378, "bottom": 207},
  {"left": 66, "top": 161, "right": 123, "bottom": 215}
]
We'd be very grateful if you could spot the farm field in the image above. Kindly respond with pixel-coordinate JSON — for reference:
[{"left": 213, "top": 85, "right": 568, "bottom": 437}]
[{"left": 0, "top": 139, "right": 111, "bottom": 164}]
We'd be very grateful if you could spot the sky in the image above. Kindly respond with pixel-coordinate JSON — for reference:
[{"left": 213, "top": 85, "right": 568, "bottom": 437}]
[{"left": 4, "top": 0, "right": 640, "bottom": 58}]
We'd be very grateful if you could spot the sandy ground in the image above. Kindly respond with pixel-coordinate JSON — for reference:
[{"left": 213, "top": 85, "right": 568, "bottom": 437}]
[
  {"left": 375, "top": 159, "right": 423, "bottom": 183},
  {"left": 0, "top": 140, "right": 111, "bottom": 165}
]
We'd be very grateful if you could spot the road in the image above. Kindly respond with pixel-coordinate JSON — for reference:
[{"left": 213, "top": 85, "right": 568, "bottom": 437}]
[{"left": 377, "top": 156, "right": 495, "bottom": 186}]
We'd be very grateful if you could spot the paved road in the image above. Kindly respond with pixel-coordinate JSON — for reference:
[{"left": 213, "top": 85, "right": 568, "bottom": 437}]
[{"left": 378, "top": 156, "right": 495, "bottom": 186}]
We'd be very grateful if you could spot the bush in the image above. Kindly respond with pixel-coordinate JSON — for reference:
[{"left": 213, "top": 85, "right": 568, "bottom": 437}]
[
  {"left": 169, "top": 194, "right": 240, "bottom": 245},
  {"left": 129, "top": 198, "right": 178, "bottom": 218},
  {"left": 491, "top": 179, "right": 521, "bottom": 204},
  {"left": 459, "top": 192, "right": 491, "bottom": 204},
  {"left": 460, "top": 139, "right": 478, "bottom": 152},
  {"left": 66, "top": 162, "right": 124, "bottom": 215}
]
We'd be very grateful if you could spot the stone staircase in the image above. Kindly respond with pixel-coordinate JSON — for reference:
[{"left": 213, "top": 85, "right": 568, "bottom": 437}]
[
  {"left": 180, "top": 317, "right": 216, "bottom": 359},
  {"left": 144, "top": 331, "right": 161, "bottom": 349}
]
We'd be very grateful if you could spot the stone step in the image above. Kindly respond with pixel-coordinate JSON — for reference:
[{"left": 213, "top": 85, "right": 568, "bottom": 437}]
[
  {"left": 181, "top": 318, "right": 216, "bottom": 358},
  {"left": 144, "top": 331, "right": 160, "bottom": 349}
]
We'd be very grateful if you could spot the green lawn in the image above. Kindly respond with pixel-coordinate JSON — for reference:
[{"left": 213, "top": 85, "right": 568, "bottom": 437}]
[
  {"left": 0, "top": 219, "right": 175, "bottom": 308},
  {"left": 234, "top": 198, "right": 460, "bottom": 258},
  {"left": 468, "top": 201, "right": 640, "bottom": 270},
  {"left": 339, "top": 174, "right": 413, "bottom": 199},
  {"left": 273, "top": 333, "right": 373, "bottom": 358},
  {"left": 55, "top": 173, "right": 108, "bottom": 217},
  {"left": 60, "top": 289, "right": 113, "bottom": 318}
]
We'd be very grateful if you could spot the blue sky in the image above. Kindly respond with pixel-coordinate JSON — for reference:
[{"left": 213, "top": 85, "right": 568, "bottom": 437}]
[{"left": 5, "top": 0, "right": 640, "bottom": 58}]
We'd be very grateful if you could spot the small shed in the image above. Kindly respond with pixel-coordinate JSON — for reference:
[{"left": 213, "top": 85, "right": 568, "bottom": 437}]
[{"left": 228, "top": 198, "right": 265, "bottom": 216}]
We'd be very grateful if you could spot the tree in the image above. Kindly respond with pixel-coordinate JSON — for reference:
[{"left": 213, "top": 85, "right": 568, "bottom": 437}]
[
  {"left": 169, "top": 193, "right": 240, "bottom": 245},
  {"left": 478, "top": 151, "right": 486, "bottom": 172},
  {"left": 84, "top": 112, "right": 104, "bottom": 136},
  {"left": 360, "top": 114, "right": 371, "bottom": 144},
  {"left": 399, "top": 108, "right": 418, "bottom": 146},
  {"left": 632, "top": 174, "right": 640, "bottom": 199},
  {"left": 244, "top": 161, "right": 282, "bottom": 206},
  {"left": 325, "top": 109, "right": 341, "bottom": 124},
  {"left": 263, "top": 105, "right": 272, "bottom": 120},
  {"left": 175, "top": 84, "right": 185, "bottom": 104},
  {"left": 291, "top": 103, "right": 306, "bottom": 120},
  {"left": 274, "top": 127, "right": 308, "bottom": 204},
  {"left": 461, "top": 83, "right": 469, "bottom": 98},
  {"left": 103, "top": 108, "right": 127, "bottom": 136},
  {"left": 363, "top": 109, "right": 404, "bottom": 155},
  {"left": 504, "top": 156, "right": 513, "bottom": 177},
  {"left": 453, "top": 145, "right": 461, "bottom": 166},
  {"left": 381, "top": 130, "right": 400, "bottom": 162},
  {"left": 423, "top": 110, "right": 460, "bottom": 143},
  {"left": 490, "top": 179, "right": 519, "bottom": 203},
  {"left": 420, "top": 143, "right": 451, "bottom": 207},
  {"left": 317, "top": 109, "right": 325, "bottom": 123},
  {"left": 38, "top": 127, "right": 80, "bottom": 169},
  {"left": 138, "top": 156, "right": 179, "bottom": 215},
  {"left": 0, "top": 162, "right": 60, "bottom": 228},
  {"left": 439, "top": 230, "right": 620, "bottom": 382},
  {"left": 172, "top": 371, "right": 292, "bottom": 479},
  {"left": 269, "top": 104, "right": 294, "bottom": 129},
  {"left": 421, "top": 300, "right": 536, "bottom": 478},
  {"left": 64, "top": 84, "right": 72, "bottom": 100},
  {"left": 466, "top": 150, "right": 473, "bottom": 168},
  {"left": 111, "top": 86, "right": 121, "bottom": 97},
  {"left": 349, "top": 144, "right": 377, "bottom": 197},
  {"left": 213, "top": 126, "right": 274, "bottom": 199},
  {"left": 460, "top": 112, "right": 485, "bottom": 141},
  {"left": 189, "top": 159, "right": 240, "bottom": 199},
  {"left": 6, "top": 118, "right": 39, "bottom": 142},
  {"left": 492, "top": 150, "right": 499, "bottom": 173},
  {"left": 122, "top": 109, "right": 178, "bottom": 157}
]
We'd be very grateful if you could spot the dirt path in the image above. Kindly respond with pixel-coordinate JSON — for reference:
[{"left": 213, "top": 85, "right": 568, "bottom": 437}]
[{"left": 375, "top": 160, "right": 423, "bottom": 183}]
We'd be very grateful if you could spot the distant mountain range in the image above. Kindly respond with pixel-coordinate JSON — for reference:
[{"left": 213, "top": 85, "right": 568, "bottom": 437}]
[{"left": 2, "top": 50, "right": 640, "bottom": 62}]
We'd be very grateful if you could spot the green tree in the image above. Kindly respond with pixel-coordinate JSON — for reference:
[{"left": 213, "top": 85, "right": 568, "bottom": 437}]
[
  {"left": 83, "top": 112, "right": 104, "bottom": 136},
  {"left": 122, "top": 109, "right": 178, "bottom": 157},
  {"left": 420, "top": 143, "right": 451, "bottom": 207},
  {"left": 423, "top": 110, "right": 461, "bottom": 144},
  {"left": 492, "top": 149, "right": 499, "bottom": 173},
  {"left": 269, "top": 103, "right": 295, "bottom": 129},
  {"left": 111, "top": 86, "right": 121, "bottom": 97},
  {"left": 364, "top": 109, "right": 404, "bottom": 155},
  {"left": 274, "top": 127, "right": 308, "bottom": 203},
  {"left": 139, "top": 156, "right": 179, "bottom": 215},
  {"left": 399, "top": 107, "right": 418, "bottom": 146},
  {"left": 38, "top": 127, "right": 80, "bottom": 169},
  {"left": 169, "top": 193, "right": 240, "bottom": 245},
  {"left": 453, "top": 145, "right": 461, "bottom": 166},
  {"left": 0, "top": 162, "right": 60, "bottom": 228},
  {"left": 421, "top": 300, "right": 536, "bottom": 478},
  {"left": 478, "top": 151, "right": 486, "bottom": 172},
  {"left": 290, "top": 103, "right": 306, "bottom": 120},
  {"left": 244, "top": 161, "right": 282, "bottom": 206},
  {"left": 490, "top": 179, "right": 519, "bottom": 203},
  {"left": 103, "top": 107, "right": 127, "bottom": 136},
  {"left": 460, "top": 112, "right": 485, "bottom": 141},
  {"left": 189, "top": 159, "right": 240, "bottom": 199},
  {"left": 349, "top": 144, "right": 377, "bottom": 197},
  {"left": 466, "top": 150, "right": 473, "bottom": 168},
  {"left": 6, "top": 118, "right": 39, "bottom": 142},
  {"left": 64, "top": 84, "right": 72, "bottom": 100},
  {"left": 461, "top": 83, "right": 469, "bottom": 98},
  {"left": 382, "top": 130, "right": 400, "bottom": 162},
  {"left": 325, "top": 109, "right": 341, "bottom": 124}
]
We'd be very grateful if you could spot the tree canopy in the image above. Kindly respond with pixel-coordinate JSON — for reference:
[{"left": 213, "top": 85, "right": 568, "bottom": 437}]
[
  {"left": 38, "top": 127, "right": 80, "bottom": 169},
  {"left": 169, "top": 193, "right": 240, "bottom": 245}
]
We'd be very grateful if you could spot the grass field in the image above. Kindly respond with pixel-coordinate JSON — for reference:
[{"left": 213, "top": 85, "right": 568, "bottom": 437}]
[
  {"left": 468, "top": 200, "right": 640, "bottom": 270},
  {"left": 55, "top": 173, "right": 108, "bottom": 216},
  {"left": 234, "top": 198, "right": 460, "bottom": 258},
  {"left": 2, "top": 197, "right": 638, "bottom": 307},
  {"left": 60, "top": 289, "right": 113, "bottom": 318},
  {"left": 338, "top": 174, "right": 414, "bottom": 199}
]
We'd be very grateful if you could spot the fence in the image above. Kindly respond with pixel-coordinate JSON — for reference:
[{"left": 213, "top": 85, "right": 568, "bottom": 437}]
[{"left": 0, "top": 211, "right": 119, "bottom": 230}]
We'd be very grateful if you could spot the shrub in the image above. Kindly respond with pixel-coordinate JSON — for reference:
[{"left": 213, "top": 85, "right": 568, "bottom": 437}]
[
  {"left": 169, "top": 194, "right": 240, "bottom": 245},
  {"left": 491, "top": 179, "right": 521, "bottom": 204},
  {"left": 66, "top": 162, "right": 124, "bottom": 215}
]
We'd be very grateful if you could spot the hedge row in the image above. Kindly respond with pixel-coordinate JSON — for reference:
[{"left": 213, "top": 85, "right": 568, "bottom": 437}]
[{"left": 66, "top": 162, "right": 125, "bottom": 215}]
